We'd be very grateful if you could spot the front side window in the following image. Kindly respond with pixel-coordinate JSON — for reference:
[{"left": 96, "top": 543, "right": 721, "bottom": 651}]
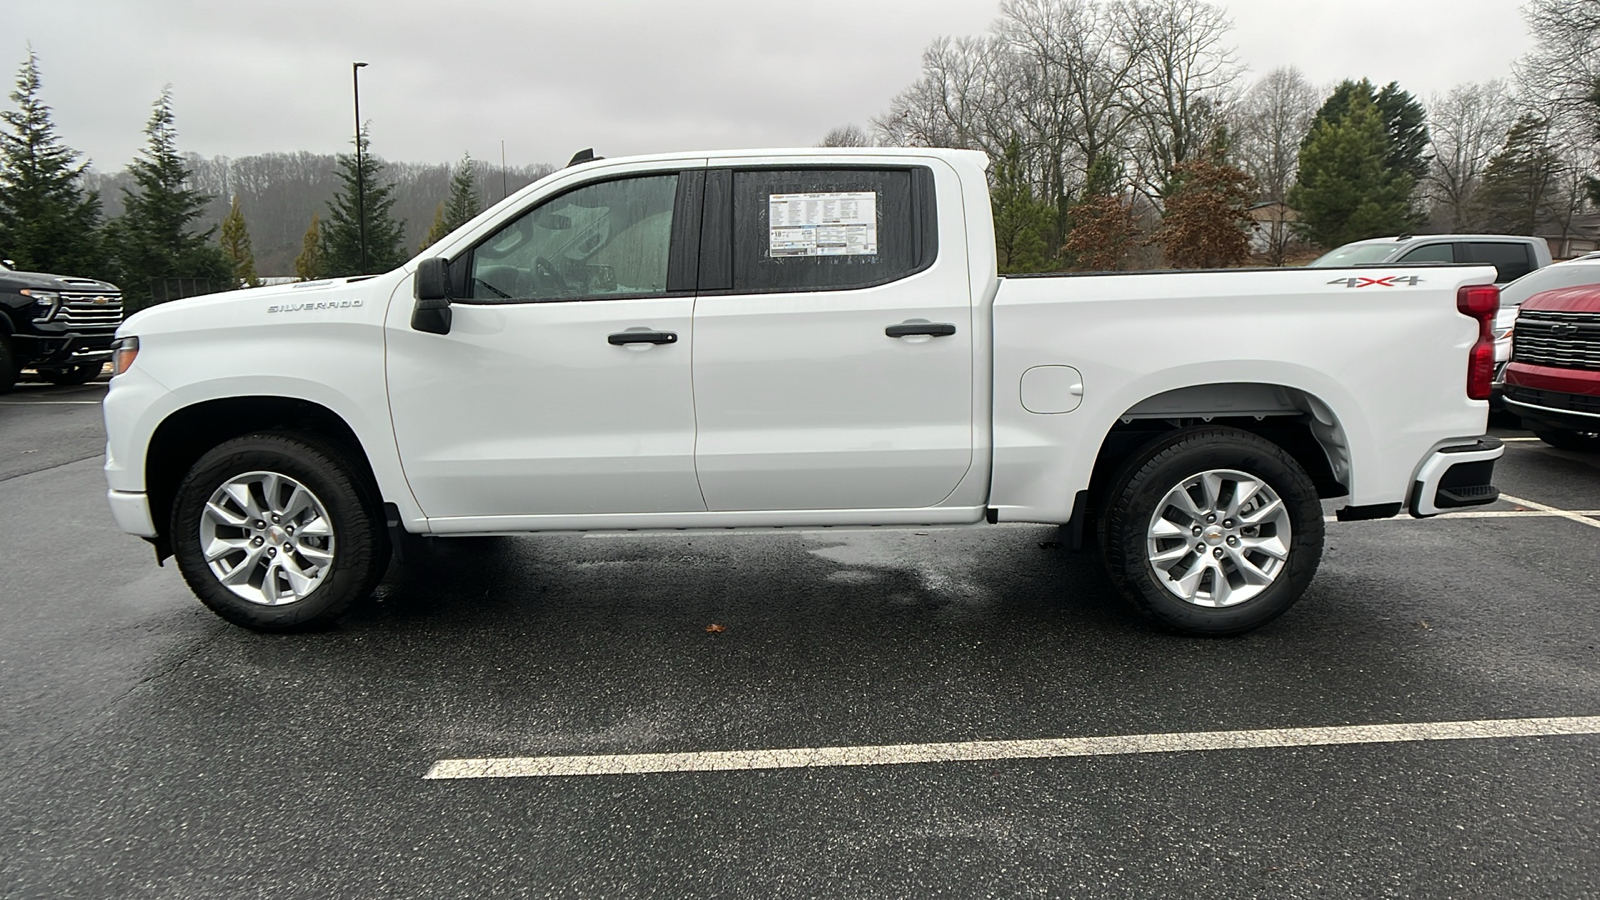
[{"left": 466, "top": 174, "right": 678, "bottom": 302}]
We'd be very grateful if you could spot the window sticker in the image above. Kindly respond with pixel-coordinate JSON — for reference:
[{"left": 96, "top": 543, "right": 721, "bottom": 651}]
[{"left": 768, "top": 191, "right": 877, "bottom": 257}]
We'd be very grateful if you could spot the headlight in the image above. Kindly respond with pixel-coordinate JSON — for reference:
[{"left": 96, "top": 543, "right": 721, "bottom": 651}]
[
  {"left": 20, "top": 288, "right": 60, "bottom": 321},
  {"left": 111, "top": 336, "right": 139, "bottom": 377}
]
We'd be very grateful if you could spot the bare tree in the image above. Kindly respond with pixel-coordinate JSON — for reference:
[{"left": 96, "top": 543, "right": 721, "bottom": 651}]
[
  {"left": 1120, "top": 0, "right": 1241, "bottom": 204},
  {"left": 1232, "top": 67, "right": 1318, "bottom": 203},
  {"left": 872, "top": 35, "right": 1009, "bottom": 156},
  {"left": 818, "top": 124, "right": 871, "bottom": 147},
  {"left": 1425, "top": 80, "right": 1517, "bottom": 231},
  {"left": 1516, "top": 0, "right": 1600, "bottom": 125}
]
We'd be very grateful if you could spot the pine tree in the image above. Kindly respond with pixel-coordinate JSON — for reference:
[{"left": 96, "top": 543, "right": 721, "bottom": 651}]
[
  {"left": 294, "top": 213, "right": 327, "bottom": 280},
  {"left": 219, "top": 195, "right": 259, "bottom": 287},
  {"left": 420, "top": 202, "right": 447, "bottom": 252},
  {"left": 1301, "top": 79, "right": 1429, "bottom": 230},
  {"left": 106, "top": 88, "right": 233, "bottom": 308},
  {"left": 1288, "top": 95, "right": 1414, "bottom": 249},
  {"left": 1475, "top": 115, "right": 1565, "bottom": 235},
  {"left": 990, "top": 139, "right": 1056, "bottom": 273},
  {"left": 443, "top": 152, "right": 481, "bottom": 231},
  {"left": 0, "top": 50, "right": 105, "bottom": 276},
  {"left": 322, "top": 125, "right": 406, "bottom": 276}
]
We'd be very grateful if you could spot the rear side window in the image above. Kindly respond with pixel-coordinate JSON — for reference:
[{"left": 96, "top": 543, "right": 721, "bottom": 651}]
[
  {"left": 1396, "top": 243, "right": 1456, "bottom": 264},
  {"left": 1465, "top": 242, "right": 1535, "bottom": 283},
  {"left": 725, "top": 168, "right": 934, "bottom": 293}
]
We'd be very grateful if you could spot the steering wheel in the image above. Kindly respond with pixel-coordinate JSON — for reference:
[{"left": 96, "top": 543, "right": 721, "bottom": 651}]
[{"left": 532, "top": 256, "right": 568, "bottom": 295}]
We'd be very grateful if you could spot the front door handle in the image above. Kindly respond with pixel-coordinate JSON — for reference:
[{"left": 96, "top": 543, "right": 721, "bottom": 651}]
[
  {"left": 886, "top": 322, "right": 957, "bottom": 338},
  {"left": 608, "top": 330, "right": 678, "bottom": 345}
]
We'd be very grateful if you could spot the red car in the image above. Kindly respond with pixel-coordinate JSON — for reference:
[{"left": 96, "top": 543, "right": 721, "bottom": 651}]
[{"left": 1502, "top": 284, "right": 1600, "bottom": 451}]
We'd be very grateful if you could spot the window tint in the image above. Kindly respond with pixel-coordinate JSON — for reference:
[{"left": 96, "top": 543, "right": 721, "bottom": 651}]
[
  {"left": 467, "top": 174, "right": 678, "bottom": 302},
  {"left": 729, "top": 168, "right": 929, "bottom": 293},
  {"left": 1465, "top": 241, "right": 1535, "bottom": 283},
  {"left": 1396, "top": 243, "right": 1456, "bottom": 264}
]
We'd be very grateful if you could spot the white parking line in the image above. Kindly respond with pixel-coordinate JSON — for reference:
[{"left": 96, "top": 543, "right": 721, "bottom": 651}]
[
  {"left": 425, "top": 715, "right": 1600, "bottom": 779},
  {"left": 1499, "top": 494, "right": 1600, "bottom": 530},
  {"left": 0, "top": 400, "right": 102, "bottom": 405}
]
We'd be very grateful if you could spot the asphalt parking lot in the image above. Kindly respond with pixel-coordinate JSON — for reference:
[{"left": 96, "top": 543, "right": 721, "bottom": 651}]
[{"left": 2, "top": 381, "right": 1597, "bottom": 899}]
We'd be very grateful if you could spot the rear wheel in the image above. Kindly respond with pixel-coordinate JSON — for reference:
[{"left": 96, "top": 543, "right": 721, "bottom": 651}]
[
  {"left": 1530, "top": 426, "right": 1600, "bottom": 453},
  {"left": 41, "top": 362, "right": 103, "bottom": 385},
  {"left": 1098, "top": 427, "right": 1324, "bottom": 636},
  {"left": 171, "top": 433, "right": 388, "bottom": 631}
]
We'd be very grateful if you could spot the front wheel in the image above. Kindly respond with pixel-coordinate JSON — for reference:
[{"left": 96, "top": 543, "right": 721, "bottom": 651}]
[
  {"left": 1098, "top": 427, "right": 1324, "bottom": 636},
  {"left": 171, "top": 433, "right": 389, "bottom": 631}
]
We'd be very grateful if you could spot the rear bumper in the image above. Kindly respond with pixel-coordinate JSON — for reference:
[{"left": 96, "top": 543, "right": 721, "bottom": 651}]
[{"left": 1409, "top": 437, "right": 1503, "bottom": 517}]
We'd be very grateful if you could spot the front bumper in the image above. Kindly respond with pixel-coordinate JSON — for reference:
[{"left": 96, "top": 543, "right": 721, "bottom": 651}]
[
  {"left": 11, "top": 331, "right": 116, "bottom": 368},
  {"left": 1409, "top": 437, "right": 1503, "bottom": 517},
  {"left": 1502, "top": 384, "right": 1600, "bottom": 434},
  {"left": 107, "top": 490, "right": 158, "bottom": 538}
]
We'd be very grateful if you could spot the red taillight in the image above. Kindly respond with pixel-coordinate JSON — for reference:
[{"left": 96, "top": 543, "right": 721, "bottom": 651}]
[{"left": 1457, "top": 285, "right": 1499, "bottom": 400}]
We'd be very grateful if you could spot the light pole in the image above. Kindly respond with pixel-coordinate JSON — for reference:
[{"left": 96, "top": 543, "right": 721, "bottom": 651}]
[{"left": 352, "top": 61, "right": 369, "bottom": 274}]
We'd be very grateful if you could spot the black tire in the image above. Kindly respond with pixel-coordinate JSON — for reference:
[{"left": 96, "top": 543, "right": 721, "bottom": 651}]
[
  {"left": 40, "top": 362, "right": 103, "bottom": 385},
  {"left": 0, "top": 334, "right": 17, "bottom": 394},
  {"left": 1530, "top": 426, "right": 1600, "bottom": 453},
  {"left": 170, "top": 433, "right": 389, "bottom": 632},
  {"left": 1097, "top": 426, "right": 1324, "bottom": 636}
]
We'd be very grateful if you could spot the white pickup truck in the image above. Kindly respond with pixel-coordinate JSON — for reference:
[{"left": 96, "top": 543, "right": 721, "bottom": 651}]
[{"left": 101, "top": 147, "right": 1505, "bottom": 636}]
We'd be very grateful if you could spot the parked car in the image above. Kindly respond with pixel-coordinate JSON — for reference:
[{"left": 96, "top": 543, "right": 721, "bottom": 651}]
[
  {"left": 1502, "top": 272, "right": 1600, "bottom": 451},
  {"left": 1489, "top": 254, "right": 1600, "bottom": 407},
  {"left": 103, "top": 147, "right": 1504, "bottom": 637},
  {"left": 0, "top": 258, "right": 124, "bottom": 392},
  {"left": 1308, "top": 234, "right": 1551, "bottom": 284}
]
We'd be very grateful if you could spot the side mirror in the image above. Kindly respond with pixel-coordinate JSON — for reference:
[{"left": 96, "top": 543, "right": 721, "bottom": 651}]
[{"left": 412, "top": 257, "right": 452, "bottom": 335}]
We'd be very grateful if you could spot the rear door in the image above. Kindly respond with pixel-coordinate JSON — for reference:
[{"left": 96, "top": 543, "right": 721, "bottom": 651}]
[{"left": 689, "top": 163, "right": 974, "bottom": 511}]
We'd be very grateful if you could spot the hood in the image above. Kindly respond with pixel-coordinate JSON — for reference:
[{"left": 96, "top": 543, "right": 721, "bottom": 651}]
[
  {"left": 119, "top": 273, "right": 392, "bottom": 338},
  {"left": 1522, "top": 285, "right": 1600, "bottom": 313},
  {"left": 0, "top": 269, "right": 120, "bottom": 293}
]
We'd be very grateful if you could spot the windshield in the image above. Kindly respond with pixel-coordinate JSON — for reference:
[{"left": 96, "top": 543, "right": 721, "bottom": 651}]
[
  {"left": 1499, "top": 261, "right": 1600, "bottom": 307},
  {"left": 1307, "top": 243, "right": 1401, "bottom": 267}
]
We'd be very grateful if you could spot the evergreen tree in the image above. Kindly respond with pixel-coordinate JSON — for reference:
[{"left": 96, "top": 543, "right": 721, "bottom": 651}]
[
  {"left": 1475, "top": 115, "right": 1565, "bottom": 235},
  {"left": 0, "top": 50, "right": 105, "bottom": 276},
  {"left": 443, "top": 152, "right": 481, "bottom": 231},
  {"left": 990, "top": 139, "right": 1056, "bottom": 273},
  {"left": 219, "top": 195, "right": 259, "bottom": 286},
  {"left": 420, "top": 202, "right": 447, "bottom": 252},
  {"left": 1302, "top": 79, "right": 1429, "bottom": 229},
  {"left": 323, "top": 125, "right": 406, "bottom": 276},
  {"left": 106, "top": 88, "right": 233, "bottom": 308},
  {"left": 1288, "top": 95, "right": 1414, "bottom": 248},
  {"left": 294, "top": 213, "right": 326, "bottom": 280}
]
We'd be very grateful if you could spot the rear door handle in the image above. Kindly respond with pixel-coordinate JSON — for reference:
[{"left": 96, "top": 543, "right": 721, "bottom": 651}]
[
  {"left": 885, "top": 322, "right": 957, "bottom": 338},
  {"left": 608, "top": 330, "right": 678, "bottom": 345}
]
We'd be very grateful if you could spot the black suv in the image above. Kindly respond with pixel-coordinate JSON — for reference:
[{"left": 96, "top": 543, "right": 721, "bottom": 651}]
[{"left": 0, "top": 258, "right": 123, "bottom": 392}]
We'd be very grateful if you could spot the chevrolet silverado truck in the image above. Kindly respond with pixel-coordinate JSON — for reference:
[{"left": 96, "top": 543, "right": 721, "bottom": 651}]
[
  {"left": 101, "top": 148, "right": 1505, "bottom": 636},
  {"left": 1503, "top": 280, "right": 1600, "bottom": 451},
  {"left": 0, "top": 259, "right": 123, "bottom": 392}
]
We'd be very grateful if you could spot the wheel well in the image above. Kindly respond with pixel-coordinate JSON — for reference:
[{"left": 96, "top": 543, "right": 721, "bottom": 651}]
[
  {"left": 1082, "top": 385, "right": 1351, "bottom": 532},
  {"left": 145, "top": 397, "right": 379, "bottom": 546}
]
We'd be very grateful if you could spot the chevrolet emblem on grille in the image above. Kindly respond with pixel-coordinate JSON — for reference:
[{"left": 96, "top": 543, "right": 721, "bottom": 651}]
[{"left": 93, "top": 296, "right": 108, "bottom": 305}]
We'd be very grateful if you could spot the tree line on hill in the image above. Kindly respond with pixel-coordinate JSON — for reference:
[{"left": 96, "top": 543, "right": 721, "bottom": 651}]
[{"left": 0, "top": 49, "right": 553, "bottom": 309}]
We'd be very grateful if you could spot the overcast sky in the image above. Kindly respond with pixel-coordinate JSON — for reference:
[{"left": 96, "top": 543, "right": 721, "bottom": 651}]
[{"left": 0, "top": 0, "right": 1533, "bottom": 173}]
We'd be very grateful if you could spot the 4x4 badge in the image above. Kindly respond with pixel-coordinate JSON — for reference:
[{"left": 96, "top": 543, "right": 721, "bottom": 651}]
[{"left": 1326, "top": 276, "right": 1424, "bottom": 288}]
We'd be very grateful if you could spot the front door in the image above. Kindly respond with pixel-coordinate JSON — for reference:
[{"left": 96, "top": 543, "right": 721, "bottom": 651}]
[
  {"left": 387, "top": 169, "right": 707, "bottom": 520},
  {"left": 690, "top": 164, "right": 975, "bottom": 511}
]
